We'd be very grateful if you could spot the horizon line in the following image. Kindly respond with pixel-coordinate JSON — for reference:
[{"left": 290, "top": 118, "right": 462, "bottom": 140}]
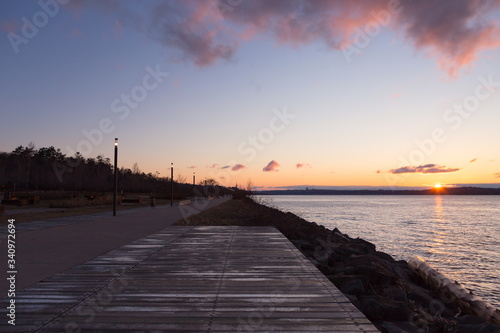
[{"left": 254, "top": 183, "right": 500, "bottom": 191}]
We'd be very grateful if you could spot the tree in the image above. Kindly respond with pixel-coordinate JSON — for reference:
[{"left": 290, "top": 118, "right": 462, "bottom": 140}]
[
  {"left": 132, "top": 162, "right": 141, "bottom": 174},
  {"left": 176, "top": 174, "right": 187, "bottom": 184},
  {"left": 246, "top": 178, "right": 254, "bottom": 192},
  {"left": 199, "top": 178, "right": 218, "bottom": 186}
]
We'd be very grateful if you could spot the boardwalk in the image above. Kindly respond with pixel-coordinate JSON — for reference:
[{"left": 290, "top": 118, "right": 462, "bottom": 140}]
[
  {"left": 2, "top": 226, "right": 378, "bottom": 332},
  {"left": 0, "top": 198, "right": 230, "bottom": 294}
]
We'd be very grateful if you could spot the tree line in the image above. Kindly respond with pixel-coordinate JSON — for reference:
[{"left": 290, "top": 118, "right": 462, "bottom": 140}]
[{"left": 0, "top": 144, "right": 233, "bottom": 198}]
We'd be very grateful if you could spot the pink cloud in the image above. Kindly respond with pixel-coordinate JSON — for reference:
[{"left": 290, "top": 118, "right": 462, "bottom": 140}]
[
  {"left": 296, "top": 163, "right": 311, "bottom": 169},
  {"left": 495, "top": 172, "right": 500, "bottom": 178},
  {"left": 147, "top": 1, "right": 237, "bottom": 66},
  {"left": 469, "top": 158, "right": 477, "bottom": 163},
  {"left": 231, "top": 164, "right": 245, "bottom": 171},
  {"left": 187, "top": 166, "right": 197, "bottom": 169},
  {"left": 225, "top": 0, "right": 500, "bottom": 77},
  {"left": 389, "top": 164, "right": 460, "bottom": 174},
  {"left": 263, "top": 160, "right": 280, "bottom": 172},
  {"left": 395, "top": 1, "right": 500, "bottom": 77},
  {"left": 75, "top": 1, "right": 500, "bottom": 76}
]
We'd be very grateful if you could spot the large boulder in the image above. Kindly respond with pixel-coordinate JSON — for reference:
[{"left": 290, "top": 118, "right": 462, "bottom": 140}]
[
  {"left": 382, "top": 321, "right": 426, "bottom": 333},
  {"left": 359, "top": 295, "right": 412, "bottom": 322},
  {"left": 344, "top": 255, "right": 397, "bottom": 288}
]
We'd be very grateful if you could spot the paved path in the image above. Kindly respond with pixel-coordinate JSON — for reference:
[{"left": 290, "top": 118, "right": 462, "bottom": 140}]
[
  {"left": 0, "top": 198, "right": 229, "bottom": 295},
  {"left": 1, "top": 226, "right": 378, "bottom": 332}
]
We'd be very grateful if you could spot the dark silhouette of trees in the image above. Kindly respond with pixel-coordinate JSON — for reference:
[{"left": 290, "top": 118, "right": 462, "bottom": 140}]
[
  {"left": 0, "top": 145, "right": 168, "bottom": 195},
  {"left": 0, "top": 144, "right": 234, "bottom": 199}
]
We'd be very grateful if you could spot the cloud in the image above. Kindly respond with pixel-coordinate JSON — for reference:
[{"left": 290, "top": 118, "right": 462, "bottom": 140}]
[
  {"left": 146, "top": 1, "right": 237, "bottom": 66},
  {"left": 389, "top": 164, "right": 461, "bottom": 174},
  {"left": 207, "top": 163, "right": 219, "bottom": 168},
  {"left": 263, "top": 160, "right": 280, "bottom": 172},
  {"left": 376, "top": 170, "right": 381, "bottom": 174},
  {"left": 221, "top": 165, "right": 231, "bottom": 169},
  {"left": 231, "top": 163, "right": 245, "bottom": 171},
  {"left": 395, "top": 1, "right": 500, "bottom": 77},
  {"left": 72, "top": 1, "right": 500, "bottom": 75},
  {"left": 495, "top": 172, "right": 500, "bottom": 178},
  {"left": 187, "top": 166, "right": 197, "bottom": 169},
  {"left": 296, "top": 163, "right": 311, "bottom": 169},
  {"left": 469, "top": 158, "right": 477, "bottom": 163}
]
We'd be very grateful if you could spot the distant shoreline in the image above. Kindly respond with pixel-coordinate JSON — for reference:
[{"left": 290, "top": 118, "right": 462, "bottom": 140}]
[{"left": 256, "top": 187, "right": 500, "bottom": 196}]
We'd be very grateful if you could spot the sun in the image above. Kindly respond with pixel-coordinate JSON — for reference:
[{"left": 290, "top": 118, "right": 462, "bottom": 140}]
[{"left": 434, "top": 183, "right": 443, "bottom": 189}]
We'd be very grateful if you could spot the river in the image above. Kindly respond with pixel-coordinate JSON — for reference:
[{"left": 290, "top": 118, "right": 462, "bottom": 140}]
[{"left": 261, "top": 195, "right": 500, "bottom": 308}]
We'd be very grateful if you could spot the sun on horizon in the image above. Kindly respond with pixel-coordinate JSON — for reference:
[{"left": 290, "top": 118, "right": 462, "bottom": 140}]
[{"left": 434, "top": 183, "right": 443, "bottom": 189}]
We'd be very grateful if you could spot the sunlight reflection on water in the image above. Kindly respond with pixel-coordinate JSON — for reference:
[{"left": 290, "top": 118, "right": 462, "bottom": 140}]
[{"left": 262, "top": 195, "right": 500, "bottom": 308}]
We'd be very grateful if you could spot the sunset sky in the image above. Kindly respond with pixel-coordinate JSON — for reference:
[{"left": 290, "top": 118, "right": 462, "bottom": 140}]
[{"left": 2, "top": 0, "right": 500, "bottom": 189}]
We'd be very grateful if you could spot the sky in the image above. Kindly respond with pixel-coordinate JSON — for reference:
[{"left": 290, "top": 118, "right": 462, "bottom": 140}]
[{"left": 1, "top": 0, "right": 500, "bottom": 190}]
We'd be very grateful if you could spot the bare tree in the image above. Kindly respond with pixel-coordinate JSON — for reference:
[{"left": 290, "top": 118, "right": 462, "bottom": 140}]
[
  {"left": 132, "top": 162, "right": 141, "bottom": 174},
  {"left": 246, "top": 178, "right": 254, "bottom": 192},
  {"left": 176, "top": 174, "right": 187, "bottom": 184},
  {"left": 199, "top": 178, "right": 218, "bottom": 186}
]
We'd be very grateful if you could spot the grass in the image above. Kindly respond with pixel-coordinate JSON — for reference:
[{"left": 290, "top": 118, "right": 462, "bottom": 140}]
[{"left": 1, "top": 199, "right": 171, "bottom": 224}]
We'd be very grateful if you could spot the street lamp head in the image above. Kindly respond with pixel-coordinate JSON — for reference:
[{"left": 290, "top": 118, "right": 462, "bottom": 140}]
[{"left": 114, "top": 138, "right": 118, "bottom": 146}]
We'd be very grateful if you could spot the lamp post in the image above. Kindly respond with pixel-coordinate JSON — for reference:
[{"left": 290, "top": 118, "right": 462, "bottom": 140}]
[
  {"left": 170, "top": 163, "right": 173, "bottom": 207},
  {"left": 113, "top": 138, "right": 118, "bottom": 216},
  {"left": 192, "top": 172, "right": 196, "bottom": 202}
]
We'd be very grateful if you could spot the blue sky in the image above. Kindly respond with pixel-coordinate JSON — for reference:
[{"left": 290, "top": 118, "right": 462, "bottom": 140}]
[{"left": 1, "top": 0, "right": 500, "bottom": 189}]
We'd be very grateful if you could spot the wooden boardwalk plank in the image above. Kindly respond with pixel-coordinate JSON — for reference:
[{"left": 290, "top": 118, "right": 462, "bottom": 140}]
[{"left": 1, "top": 226, "right": 379, "bottom": 332}]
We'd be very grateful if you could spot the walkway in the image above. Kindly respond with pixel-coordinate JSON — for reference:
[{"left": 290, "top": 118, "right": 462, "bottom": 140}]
[
  {"left": 0, "top": 198, "right": 229, "bottom": 294},
  {"left": 1, "top": 226, "right": 378, "bottom": 332}
]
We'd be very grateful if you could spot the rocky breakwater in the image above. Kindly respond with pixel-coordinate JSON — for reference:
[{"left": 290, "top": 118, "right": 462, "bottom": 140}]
[{"left": 288, "top": 218, "right": 500, "bottom": 333}]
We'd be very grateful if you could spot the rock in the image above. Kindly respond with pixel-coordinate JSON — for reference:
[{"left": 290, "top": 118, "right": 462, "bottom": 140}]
[
  {"left": 455, "top": 314, "right": 487, "bottom": 325},
  {"left": 359, "top": 295, "right": 411, "bottom": 321},
  {"left": 382, "top": 321, "right": 426, "bottom": 333},
  {"left": 456, "top": 323, "right": 500, "bottom": 333},
  {"left": 332, "top": 246, "right": 362, "bottom": 258},
  {"left": 408, "top": 285, "right": 435, "bottom": 305},
  {"left": 385, "top": 286, "right": 408, "bottom": 303},
  {"left": 393, "top": 264, "right": 417, "bottom": 284},
  {"left": 350, "top": 238, "right": 377, "bottom": 254},
  {"left": 317, "top": 263, "right": 335, "bottom": 275},
  {"left": 330, "top": 274, "right": 368, "bottom": 287},
  {"left": 347, "top": 255, "right": 396, "bottom": 288},
  {"left": 340, "top": 278, "right": 366, "bottom": 295},
  {"left": 344, "top": 293, "right": 360, "bottom": 307},
  {"left": 375, "top": 251, "right": 396, "bottom": 262}
]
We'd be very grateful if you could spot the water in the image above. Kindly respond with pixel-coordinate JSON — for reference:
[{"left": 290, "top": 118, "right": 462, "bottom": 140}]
[{"left": 261, "top": 195, "right": 500, "bottom": 308}]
